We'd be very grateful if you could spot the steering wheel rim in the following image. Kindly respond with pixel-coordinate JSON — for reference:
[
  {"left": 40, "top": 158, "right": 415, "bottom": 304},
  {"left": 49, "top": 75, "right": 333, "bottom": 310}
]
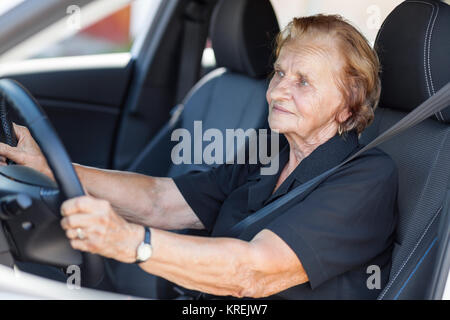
[
  {"left": 0, "top": 78, "right": 105, "bottom": 288},
  {"left": 0, "top": 79, "right": 84, "bottom": 199}
]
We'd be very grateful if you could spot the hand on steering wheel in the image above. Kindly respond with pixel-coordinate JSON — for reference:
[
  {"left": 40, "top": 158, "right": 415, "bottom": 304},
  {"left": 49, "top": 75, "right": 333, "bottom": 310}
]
[
  {"left": 0, "top": 123, "right": 53, "bottom": 180},
  {"left": 0, "top": 78, "right": 104, "bottom": 288}
]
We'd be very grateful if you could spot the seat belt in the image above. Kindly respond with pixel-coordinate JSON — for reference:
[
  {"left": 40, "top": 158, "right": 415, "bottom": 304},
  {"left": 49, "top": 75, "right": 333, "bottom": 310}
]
[
  {"left": 127, "top": 103, "right": 184, "bottom": 172},
  {"left": 126, "top": 59, "right": 216, "bottom": 172},
  {"left": 228, "top": 82, "right": 450, "bottom": 240},
  {"left": 175, "top": 1, "right": 211, "bottom": 103},
  {"left": 127, "top": 1, "right": 212, "bottom": 172}
]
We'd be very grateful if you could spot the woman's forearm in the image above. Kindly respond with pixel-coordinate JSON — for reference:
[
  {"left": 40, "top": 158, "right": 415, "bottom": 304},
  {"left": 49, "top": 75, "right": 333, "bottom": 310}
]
[
  {"left": 138, "top": 228, "right": 307, "bottom": 298},
  {"left": 140, "top": 228, "right": 258, "bottom": 297},
  {"left": 73, "top": 164, "right": 152, "bottom": 223},
  {"left": 72, "top": 164, "right": 203, "bottom": 230}
]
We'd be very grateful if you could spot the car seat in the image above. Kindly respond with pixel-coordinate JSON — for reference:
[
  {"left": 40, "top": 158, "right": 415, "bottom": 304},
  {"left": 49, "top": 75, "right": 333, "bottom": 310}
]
[
  {"left": 106, "top": 0, "right": 280, "bottom": 298},
  {"left": 360, "top": 0, "right": 450, "bottom": 299}
]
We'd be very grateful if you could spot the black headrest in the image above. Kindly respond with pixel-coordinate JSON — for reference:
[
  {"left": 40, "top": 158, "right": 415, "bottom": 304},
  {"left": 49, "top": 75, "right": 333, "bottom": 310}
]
[
  {"left": 375, "top": 0, "right": 450, "bottom": 123},
  {"left": 210, "top": 0, "right": 280, "bottom": 78}
]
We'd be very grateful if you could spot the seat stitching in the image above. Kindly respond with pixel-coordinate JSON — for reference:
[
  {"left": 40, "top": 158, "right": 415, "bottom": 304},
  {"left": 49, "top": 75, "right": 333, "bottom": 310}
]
[
  {"left": 408, "top": 1, "right": 433, "bottom": 98},
  {"left": 400, "top": 128, "right": 448, "bottom": 230},
  {"left": 427, "top": 4, "right": 444, "bottom": 121},
  {"left": 413, "top": 129, "right": 450, "bottom": 220},
  {"left": 393, "top": 237, "right": 438, "bottom": 300},
  {"left": 428, "top": 3, "right": 438, "bottom": 96},
  {"left": 379, "top": 129, "right": 449, "bottom": 298},
  {"left": 409, "top": 1, "right": 444, "bottom": 122},
  {"left": 379, "top": 2, "right": 445, "bottom": 122},
  {"left": 378, "top": 205, "right": 442, "bottom": 299}
]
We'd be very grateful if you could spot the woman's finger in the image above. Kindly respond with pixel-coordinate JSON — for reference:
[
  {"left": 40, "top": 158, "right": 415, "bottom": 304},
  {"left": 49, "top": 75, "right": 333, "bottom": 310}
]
[
  {"left": 12, "top": 123, "right": 29, "bottom": 141},
  {"left": 70, "top": 239, "right": 90, "bottom": 252},
  {"left": 65, "top": 228, "right": 80, "bottom": 240},
  {"left": 0, "top": 143, "right": 25, "bottom": 165},
  {"left": 0, "top": 143, "right": 18, "bottom": 162},
  {"left": 61, "top": 213, "right": 95, "bottom": 230},
  {"left": 61, "top": 196, "right": 103, "bottom": 216}
]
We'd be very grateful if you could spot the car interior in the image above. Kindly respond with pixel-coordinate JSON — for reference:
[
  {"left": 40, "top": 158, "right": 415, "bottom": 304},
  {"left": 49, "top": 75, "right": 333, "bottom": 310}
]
[{"left": 0, "top": 0, "right": 449, "bottom": 300}]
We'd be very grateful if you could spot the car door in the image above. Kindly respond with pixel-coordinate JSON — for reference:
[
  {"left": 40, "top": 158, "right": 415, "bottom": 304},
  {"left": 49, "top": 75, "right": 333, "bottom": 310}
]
[{"left": 0, "top": 0, "right": 192, "bottom": 170}]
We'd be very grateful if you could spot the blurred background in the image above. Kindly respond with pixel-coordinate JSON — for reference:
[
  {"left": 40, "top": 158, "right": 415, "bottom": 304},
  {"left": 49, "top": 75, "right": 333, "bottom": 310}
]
[
  {"left": 0, "top": 0, "right": 160, "bottom": 62},
  {"left": 0, "top": 0, "right": 448, "bottom": 68}
]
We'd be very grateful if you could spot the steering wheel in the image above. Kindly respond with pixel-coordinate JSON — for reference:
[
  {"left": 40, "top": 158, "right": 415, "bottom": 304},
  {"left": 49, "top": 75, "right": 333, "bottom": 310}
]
[{"left": 0, "top": 79, "right": 104, "bottom": 288}]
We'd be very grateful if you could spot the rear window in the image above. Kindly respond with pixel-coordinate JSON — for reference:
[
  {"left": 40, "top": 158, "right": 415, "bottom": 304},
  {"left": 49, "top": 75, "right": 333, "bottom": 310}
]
[
  {"left": 270, "top": 0, "right": 403, "bottom": 46},
  {"left": 201, "top": 0, "right": 404, "bottom": 73},
  {"left": 0, "top": 0, "right": 162, "bottom": 63},
  {"left": 0, "top": 0, "right": 25, "bottom": 16}
]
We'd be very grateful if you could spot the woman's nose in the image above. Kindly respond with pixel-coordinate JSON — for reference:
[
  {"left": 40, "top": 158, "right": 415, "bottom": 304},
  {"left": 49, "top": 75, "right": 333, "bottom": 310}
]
[{"left": 270, "top": 78, "right": 292, "bottom": 101}]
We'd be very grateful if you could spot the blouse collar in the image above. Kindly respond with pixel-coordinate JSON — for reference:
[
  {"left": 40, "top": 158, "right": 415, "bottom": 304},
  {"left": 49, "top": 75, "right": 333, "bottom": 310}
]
[{"left": 248, "top": 130, "right": 361, "bottom": 211}]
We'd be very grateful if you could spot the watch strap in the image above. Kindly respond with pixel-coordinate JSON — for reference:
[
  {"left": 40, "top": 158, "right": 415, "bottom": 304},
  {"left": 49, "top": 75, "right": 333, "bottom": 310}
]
[
  {"left": 134, "top": 226, "right": 152, "bottom": 264},
  {"left": 144, "top": 226, "right": 151, "bottom": 244}
]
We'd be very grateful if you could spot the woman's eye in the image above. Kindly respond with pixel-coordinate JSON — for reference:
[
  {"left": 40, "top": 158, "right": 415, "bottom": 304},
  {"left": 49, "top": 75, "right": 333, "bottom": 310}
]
[
  {"left": 276, "top": 70, "right": 284, "bottom": 78},
  {"left": 299, "top": 78, "right": 309, "bottom": 87}
]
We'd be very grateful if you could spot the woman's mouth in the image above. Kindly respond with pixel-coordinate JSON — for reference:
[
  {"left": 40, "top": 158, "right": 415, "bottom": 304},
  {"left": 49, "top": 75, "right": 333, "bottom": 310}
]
[{"left": 272, "top": 104, "right": 294, "bottom": 114}]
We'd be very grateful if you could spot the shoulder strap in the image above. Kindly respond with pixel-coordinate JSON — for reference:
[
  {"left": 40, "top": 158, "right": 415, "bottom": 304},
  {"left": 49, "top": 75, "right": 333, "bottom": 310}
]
[
  {"left": 228, "top": 82, "right": 450, "bottom": 239},
  {"left": 175, "top": 1, "right": 211, "bottom": 103}
]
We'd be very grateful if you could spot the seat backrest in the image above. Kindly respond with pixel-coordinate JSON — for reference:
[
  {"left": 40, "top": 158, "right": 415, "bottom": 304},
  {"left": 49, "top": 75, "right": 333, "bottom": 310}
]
[
  {"left": 130, "top": 0, "right": 279, "bottom": 178},
  {"left": 114, "top": 0, "right": 280, "bottom": 300},
  {"left": 360, "top": 0, "right": 450, "bottom": 299}
]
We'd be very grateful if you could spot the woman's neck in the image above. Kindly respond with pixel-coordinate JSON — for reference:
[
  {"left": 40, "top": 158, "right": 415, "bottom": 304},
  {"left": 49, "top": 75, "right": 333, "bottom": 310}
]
[{"left": 284, "top": 125, "right": 338, "bottom": 173}]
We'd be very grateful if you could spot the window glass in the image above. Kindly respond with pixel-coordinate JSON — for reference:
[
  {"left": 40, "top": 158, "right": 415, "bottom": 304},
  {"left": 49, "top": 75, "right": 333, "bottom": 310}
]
[
  {"left": 201, "top": 38, "right": 216, "bottom": 75},
  {"left": 200, "top": 0, "right": 403, "bottom": 75},
  {"left": 0, "top": 0, "right": 25, "bottom": 16},
  {"left": 270, "top": 0, "right": 403, "bottom": 46},
  {"left": 1, "top": 0, "right": 162, "bottom": 62}
]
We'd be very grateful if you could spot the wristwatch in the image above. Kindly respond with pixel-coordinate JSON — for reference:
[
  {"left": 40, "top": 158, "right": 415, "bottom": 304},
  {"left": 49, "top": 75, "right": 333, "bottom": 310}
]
[{"left": 135, "top": 226, "right": 152, "bottom": 263}]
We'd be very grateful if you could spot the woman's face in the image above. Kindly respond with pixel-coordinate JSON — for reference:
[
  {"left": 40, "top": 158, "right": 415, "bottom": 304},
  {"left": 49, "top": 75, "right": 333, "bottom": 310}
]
[{"left": 266, "top": 38, "right": 351, "bottom": 141}]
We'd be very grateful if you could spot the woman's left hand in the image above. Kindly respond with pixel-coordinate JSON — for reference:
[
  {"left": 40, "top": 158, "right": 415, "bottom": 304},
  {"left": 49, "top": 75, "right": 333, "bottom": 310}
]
[{"left": 60, "top": 196, "right": 144, "bottom": 263}]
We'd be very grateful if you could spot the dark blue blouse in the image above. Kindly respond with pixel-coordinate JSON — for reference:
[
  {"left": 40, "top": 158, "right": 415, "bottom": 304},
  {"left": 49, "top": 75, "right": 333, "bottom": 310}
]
[{"left": 173, "top": 130, "right": 398, "bottom": 299}]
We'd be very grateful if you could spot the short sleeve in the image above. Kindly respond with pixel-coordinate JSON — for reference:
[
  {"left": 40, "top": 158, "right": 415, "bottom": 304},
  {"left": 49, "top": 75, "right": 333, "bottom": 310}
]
[
  {"left": 173, "top": 163, "right": 254, "bottom": 232},
  {"left": 266, "top": 154, "right": 398, "bottom": 289}
]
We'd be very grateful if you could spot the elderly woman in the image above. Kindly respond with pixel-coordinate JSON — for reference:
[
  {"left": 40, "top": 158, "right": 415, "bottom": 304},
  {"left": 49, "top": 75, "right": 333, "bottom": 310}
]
[{"left": 0, "top": 15, "right": 397, "bottom": 299}]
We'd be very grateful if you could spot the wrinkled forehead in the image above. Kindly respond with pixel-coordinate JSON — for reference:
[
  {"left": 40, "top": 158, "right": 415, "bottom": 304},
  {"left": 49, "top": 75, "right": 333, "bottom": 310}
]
[{"left": 276, "top": 37, "right": 344, "bottom": 75}]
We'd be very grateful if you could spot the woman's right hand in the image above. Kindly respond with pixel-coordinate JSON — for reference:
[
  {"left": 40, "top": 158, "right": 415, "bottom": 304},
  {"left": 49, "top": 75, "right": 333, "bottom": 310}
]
[{"left": 0, "top": 123, "right": 53, "bottom": 179}]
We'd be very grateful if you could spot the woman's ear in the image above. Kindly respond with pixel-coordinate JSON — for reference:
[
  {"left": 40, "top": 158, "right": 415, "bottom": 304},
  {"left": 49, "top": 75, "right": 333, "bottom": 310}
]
[{"left": 337, "top": 107, "right": 352, "bottom": 123}]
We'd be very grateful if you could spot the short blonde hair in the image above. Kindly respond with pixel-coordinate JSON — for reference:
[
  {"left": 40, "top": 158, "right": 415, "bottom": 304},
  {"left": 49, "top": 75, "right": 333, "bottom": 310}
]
[{"left": 274, "top": 14, "right": 381, "bottom": 135}]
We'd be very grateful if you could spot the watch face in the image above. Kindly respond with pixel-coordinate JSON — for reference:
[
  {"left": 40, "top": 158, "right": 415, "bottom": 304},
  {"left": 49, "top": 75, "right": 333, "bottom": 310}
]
[{"left": 137, "top": 243, "right": 152, "bottom": 261}]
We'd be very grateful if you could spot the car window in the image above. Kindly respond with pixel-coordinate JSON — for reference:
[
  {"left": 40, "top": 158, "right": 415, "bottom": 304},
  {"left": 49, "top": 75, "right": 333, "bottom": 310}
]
[
  {"left": 270, "top": 0, "right": 403, "bottom": 46},
  {"left": 0, "top": 0, "right": 25, "bottom": 16},
  {"left": 200, "top": 0, "right": 403, "bottom": 75},
  {"left": 0, "top": 0, "right": 162, "bottom": 63},
  {"left": 201, "top": 38, "right": 216, "bottom": 76}
]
